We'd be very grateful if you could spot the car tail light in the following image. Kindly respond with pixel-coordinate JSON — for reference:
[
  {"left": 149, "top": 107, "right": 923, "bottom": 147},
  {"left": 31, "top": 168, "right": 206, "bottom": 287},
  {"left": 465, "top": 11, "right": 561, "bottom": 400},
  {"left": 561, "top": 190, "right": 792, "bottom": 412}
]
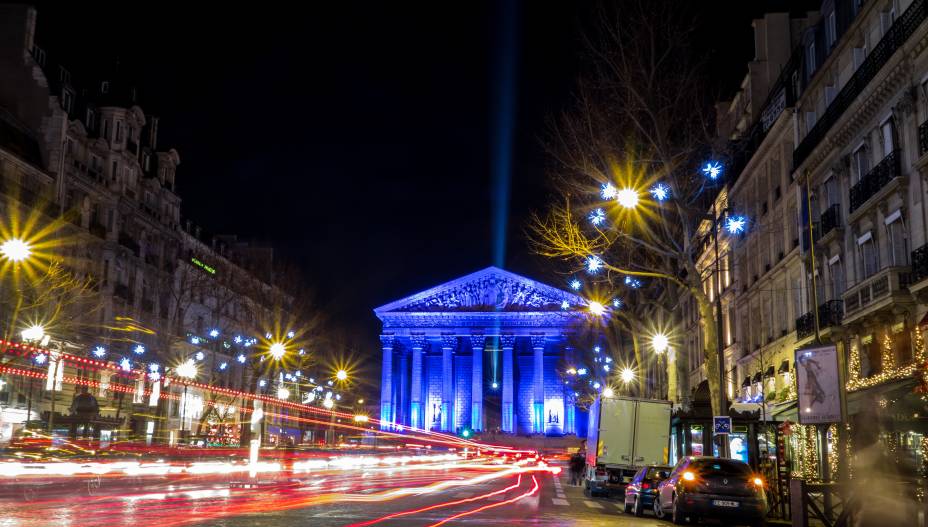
[
  {"left": 641, "top": 482, "right": 650, "bottom": 489},
  {"left": 682, "top": 471, "right": 695, "bottom": 481}
]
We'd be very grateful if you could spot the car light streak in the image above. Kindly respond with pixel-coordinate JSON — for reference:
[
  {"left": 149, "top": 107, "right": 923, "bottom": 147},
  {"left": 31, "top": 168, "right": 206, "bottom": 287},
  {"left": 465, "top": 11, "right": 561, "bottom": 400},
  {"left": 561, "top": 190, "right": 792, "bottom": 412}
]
[{"left": 426, "top": 474, "right": 540, "bottom": 527}]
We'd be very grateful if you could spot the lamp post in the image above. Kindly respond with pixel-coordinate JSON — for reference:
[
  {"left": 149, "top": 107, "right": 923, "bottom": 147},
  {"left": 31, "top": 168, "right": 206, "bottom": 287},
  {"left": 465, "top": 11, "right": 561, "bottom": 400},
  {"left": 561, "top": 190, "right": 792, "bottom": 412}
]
[{"left": 176, "top": 359, "right": 198, "bottom": 442}]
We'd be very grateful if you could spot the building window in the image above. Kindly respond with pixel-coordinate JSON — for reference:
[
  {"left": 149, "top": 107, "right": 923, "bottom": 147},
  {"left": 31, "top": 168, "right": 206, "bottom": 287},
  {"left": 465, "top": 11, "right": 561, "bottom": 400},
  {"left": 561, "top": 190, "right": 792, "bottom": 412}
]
[
  {"left": 61, "top": 89, "right": 73, "bottom": 114},
  {"left": 805, "top": 111, "right": 817, "bottom": 133},
  {"left": 886, "top": 211, "right": 908, "bottom": 266},
  {"left": 880, "top": 118, "right": 895, "bottom": 158},
  {"left": 115, "top": 120, "right": 123, "bottom": 144},
  {"left": 829, "top": 257, "right": 845, "bottom": 301},
  {"left": 858, "top": 232, "right": 879, "bottom": 278},
  {"left": 807, "top": 42, "right": 816, "bottom": 76},
  {"left": 893, "top": 323, "right": 913, "bottom": 366},
  {"left": 853, "top": 46, "right": 867, "bottom": 70},
  {"left": 86, "top": 109, "right": 96, "bottom": 131},
  {"left": 101, "top": 119, "right": 109, "bottom": 141},
  {"left": 823, "top": 175, "right": 839, "bottom": 207},
  {"left": 826, "top": 11, "right": 837, "bottom": 49},
  {"left": 101, "top": 81, "right": 110, "bottom": 94},
  {"left": 853, "top": 144, "right": 870, "bottom": 184}
]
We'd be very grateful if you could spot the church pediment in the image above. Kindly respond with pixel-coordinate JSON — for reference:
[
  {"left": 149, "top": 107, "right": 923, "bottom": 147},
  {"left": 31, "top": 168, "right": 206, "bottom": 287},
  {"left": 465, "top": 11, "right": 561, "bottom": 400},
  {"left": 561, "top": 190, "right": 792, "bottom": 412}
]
[{"left": 374, "top": 266, "right": 583, "bottom": 315}]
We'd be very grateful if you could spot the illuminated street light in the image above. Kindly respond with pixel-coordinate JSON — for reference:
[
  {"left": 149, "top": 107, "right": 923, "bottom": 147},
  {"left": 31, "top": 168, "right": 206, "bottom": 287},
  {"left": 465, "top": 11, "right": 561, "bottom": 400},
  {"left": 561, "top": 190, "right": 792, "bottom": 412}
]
[
  {"left": 269, "top": 342, "right": 286, "bottom": 360},
  {"left": 323, "top": 399, "right": 334, "bottom": 409},
  {"left": 620, "top": 367, "right": 635, "bottom": 384},
  {"left": 0, "top": 238, "right": 31, "bottom": 263},
  {"left": 336, "top": 369, "right": 348, "bottom": 381},
  {"left": 277, "top": 387, "right": 290, "bottom": 400},
  {"left": 652, "top": 333, "right": 669, "bottom": 354},
  {"left": 353, "top": 415, "right": 369, "bottom": 423},
  {"left": 176, "top": 359, "right": 198, "bottom": 379},
  {"left": 21, "top": 324, "right": 45, "bottom": 342},
  {"left": 616, "top": 188, "right": 639, "bottom": 209},
  {"left": 603, "top": 387, "right": 615, "bottom": 398},
  {"left": 588, "top": 301, "right": 606, "bottom": 316}
]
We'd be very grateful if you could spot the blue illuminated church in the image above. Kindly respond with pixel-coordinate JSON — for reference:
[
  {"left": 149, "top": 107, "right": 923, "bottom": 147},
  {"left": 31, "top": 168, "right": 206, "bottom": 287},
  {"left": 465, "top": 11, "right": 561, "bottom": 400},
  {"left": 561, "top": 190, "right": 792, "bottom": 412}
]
[{"left": 375, "top": 267, "right": 589, "bottom": 436}]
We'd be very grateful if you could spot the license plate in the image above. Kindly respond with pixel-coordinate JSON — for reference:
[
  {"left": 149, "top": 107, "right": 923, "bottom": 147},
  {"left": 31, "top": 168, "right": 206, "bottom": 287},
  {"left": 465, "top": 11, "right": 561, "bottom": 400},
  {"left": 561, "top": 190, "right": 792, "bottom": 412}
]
[{"left": 712, "top": 500, "right": 739, "bottom": 508}]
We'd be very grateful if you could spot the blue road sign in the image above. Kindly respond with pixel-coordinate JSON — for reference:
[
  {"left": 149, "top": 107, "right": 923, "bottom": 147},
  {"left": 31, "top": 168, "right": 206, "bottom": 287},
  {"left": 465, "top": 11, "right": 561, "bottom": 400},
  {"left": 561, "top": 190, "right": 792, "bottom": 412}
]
[{"left": 713, "top": 415, "right": 732, "bottom": 435}]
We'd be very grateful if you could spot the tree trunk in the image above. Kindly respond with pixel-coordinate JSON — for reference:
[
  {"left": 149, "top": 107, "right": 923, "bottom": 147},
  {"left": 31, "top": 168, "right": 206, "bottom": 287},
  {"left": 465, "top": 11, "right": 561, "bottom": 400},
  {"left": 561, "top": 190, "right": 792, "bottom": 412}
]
[
  {"left": 631, "top": 332, "right": 646, "bottom": 397},
  {"left": 693, "top": 287, "right": 721, "bottom": 416}
]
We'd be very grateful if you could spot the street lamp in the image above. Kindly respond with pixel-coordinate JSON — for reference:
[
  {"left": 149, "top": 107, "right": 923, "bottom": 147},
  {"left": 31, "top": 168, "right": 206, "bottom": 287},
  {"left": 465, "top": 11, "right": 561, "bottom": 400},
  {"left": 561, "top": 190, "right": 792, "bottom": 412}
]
[
  {"left": 603, "top": 386, "right": 615, "bottom": 398},
  {"left": 323, "top": 398, "right": 334, "bottom": 409},
  {"left": 21, "top": 324, "right": 44, "bottom": 342},
  {"left": 651, "top": 333, "right": 669, "bottom": 354},
  {"left": 588, "top": 301, "right": 606, "bottom": 316},
  {"left": 0, "top": 238, "right": 31, "bottom": 263},
  {"left": 269, "top": 342, "right": 286, "bottom": 360},
  {"left": 335, "top": 369, "right": 348, "bottom": 381},
  {"left": 616, "top": 188, "right": 639, "bottom": 209},
  {"left": 620, "top": 367, "right": 635, "bottom": 385},
  {"left": 176, "top": 359, "right": 198, "bottom": 438}
]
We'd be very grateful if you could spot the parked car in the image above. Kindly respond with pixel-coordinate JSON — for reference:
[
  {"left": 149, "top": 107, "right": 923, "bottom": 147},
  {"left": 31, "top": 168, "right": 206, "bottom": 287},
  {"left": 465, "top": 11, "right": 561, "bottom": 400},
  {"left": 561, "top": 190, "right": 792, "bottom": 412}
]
[
  {"left": 655, "top": 456, "right": 767, "bottom": 526},
  {"left": 623, "top": 464, "right": 671, "bottom": 516}
]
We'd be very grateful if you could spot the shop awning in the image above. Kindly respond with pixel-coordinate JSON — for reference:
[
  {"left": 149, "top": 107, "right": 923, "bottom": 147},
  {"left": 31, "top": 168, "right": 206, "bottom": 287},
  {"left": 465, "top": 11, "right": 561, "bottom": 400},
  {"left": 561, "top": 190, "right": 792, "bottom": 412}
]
[
  {"left": 778, "top": 360, "right": 790, "bottom": 373},
  {"left": 764, "top": 366, "right": 775, "bottom": 378},
  {"left": 752, "top": 372, "right": 762, "bottom": 383},
  {"left": 742, "top": 377, "right": 751, "bottom": 387}
]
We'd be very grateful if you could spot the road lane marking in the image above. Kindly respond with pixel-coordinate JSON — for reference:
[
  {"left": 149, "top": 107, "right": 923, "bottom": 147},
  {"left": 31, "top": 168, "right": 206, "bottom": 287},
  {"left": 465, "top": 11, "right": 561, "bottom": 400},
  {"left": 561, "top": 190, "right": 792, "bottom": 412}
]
[
  {"left": 583, "top": 500, "right": 604, "bottom": 509},
  {"left": 552, "top": 498, "right": 569, "bottom": 506}
]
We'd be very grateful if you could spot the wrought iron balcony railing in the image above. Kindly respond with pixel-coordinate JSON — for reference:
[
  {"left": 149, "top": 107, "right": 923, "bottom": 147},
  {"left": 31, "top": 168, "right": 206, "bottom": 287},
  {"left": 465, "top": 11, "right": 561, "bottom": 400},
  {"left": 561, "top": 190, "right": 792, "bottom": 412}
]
[
  {"left": 920, "top": 120, "right": 928, "bottom": 156},
  {"left": 849, "top": 150, "right": 901, "bottom": 213},
  {"left": 911, "top": 242, "right": 928, "bottom": 283},
  {"left": 795, "top": 300, "right": 844, "bottom": 340},
  {"left": 820, "top": 203, "right": 840, "bottom": 236},
  {"left": 794, "top": 0, "right": 928, "bottom": 168}
]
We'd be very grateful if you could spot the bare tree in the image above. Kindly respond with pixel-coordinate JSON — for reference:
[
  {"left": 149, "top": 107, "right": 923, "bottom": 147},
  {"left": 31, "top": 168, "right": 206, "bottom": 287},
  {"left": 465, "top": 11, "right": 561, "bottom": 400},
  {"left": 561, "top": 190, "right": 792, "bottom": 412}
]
[{"left": 530, "top": 1, "right": 728, "bottom": 414}]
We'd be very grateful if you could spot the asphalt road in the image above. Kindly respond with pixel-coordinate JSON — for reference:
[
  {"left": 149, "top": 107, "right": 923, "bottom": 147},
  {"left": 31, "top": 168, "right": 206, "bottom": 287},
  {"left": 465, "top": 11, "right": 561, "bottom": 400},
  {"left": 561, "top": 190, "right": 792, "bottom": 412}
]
[{"left": 2, "top": 464, "right": 680, "bottom": 527}]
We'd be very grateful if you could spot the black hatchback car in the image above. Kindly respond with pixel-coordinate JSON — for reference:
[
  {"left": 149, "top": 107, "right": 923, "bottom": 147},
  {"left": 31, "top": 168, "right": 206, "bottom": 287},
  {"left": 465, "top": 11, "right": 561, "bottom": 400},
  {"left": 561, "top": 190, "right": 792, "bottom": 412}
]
[
  {"left": 623, "top": 465, "right": 671, "bottom": 516},
  {"left": 655, "top": 456, "right": 767, "bottom": 526}
]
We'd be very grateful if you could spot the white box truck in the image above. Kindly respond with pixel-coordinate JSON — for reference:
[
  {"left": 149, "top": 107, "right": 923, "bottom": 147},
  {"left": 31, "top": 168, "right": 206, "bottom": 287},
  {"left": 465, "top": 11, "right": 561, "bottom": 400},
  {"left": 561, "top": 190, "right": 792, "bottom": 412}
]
[{"left": 584, "top": 396, "right": 671, "bottom": 497}]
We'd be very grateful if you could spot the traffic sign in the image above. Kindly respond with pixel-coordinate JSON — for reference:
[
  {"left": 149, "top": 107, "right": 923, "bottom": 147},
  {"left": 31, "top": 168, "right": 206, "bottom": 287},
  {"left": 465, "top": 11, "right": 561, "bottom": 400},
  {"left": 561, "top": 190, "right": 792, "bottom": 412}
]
[{"left": 713, "top": 415, "right": 732, "bottom": 435}]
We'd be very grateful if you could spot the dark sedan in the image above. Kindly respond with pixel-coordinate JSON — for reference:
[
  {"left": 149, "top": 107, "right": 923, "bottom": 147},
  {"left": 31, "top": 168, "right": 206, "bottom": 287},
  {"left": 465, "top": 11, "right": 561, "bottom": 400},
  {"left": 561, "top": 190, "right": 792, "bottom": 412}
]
[
  {"left": 655, "top": 456, "right": 767, "bottom": 526},
  {"left": 623, "top": 465, "right": 671, "bottom": 516}
]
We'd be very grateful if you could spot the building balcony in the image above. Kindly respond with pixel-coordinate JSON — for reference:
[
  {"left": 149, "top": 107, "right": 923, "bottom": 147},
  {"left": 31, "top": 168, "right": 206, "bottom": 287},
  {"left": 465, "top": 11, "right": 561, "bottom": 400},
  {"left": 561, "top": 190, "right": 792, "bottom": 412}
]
[
  {"left": 920, "top": 120, "right": 928, "bottom": 156},
  {"left": 795, "top": 300, "right": 844, "bottom": 341},
  {"left": 842, "top": 266, "right": 912, "bottom": 324},
  {"left": 820, "top": 204, "right": 841, "bottom": 237},
  {"left": 849, "top": 150, "right": 901, "bottom": 214},
  {"left": 793, "top": 0, "right": 928, "bottom": 169},
  {"left": 909, "top": 242, "right": 928, "bottom": 296}
]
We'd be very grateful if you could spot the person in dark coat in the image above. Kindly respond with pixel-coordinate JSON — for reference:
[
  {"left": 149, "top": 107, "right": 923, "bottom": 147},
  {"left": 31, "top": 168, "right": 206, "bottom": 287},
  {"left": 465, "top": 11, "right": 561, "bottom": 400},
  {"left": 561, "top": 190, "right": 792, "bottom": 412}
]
[
  {"left": 69, "top": 386, "right": 99, "bottom": 439},
  {"left": 569, "top": 451, "right": 586, "bottom": 486}
]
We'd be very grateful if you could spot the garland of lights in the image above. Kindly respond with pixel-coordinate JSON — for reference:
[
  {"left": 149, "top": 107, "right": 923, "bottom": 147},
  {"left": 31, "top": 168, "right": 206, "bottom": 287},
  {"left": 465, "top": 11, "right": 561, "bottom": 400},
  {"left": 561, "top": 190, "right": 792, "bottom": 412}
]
[{"left": 847, "top": 325, "right": 928, "bottom": 391}]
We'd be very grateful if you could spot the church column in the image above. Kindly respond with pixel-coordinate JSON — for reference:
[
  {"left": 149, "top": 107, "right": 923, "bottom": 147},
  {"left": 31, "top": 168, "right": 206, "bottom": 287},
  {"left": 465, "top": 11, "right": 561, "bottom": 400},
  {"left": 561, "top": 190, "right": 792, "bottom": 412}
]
[
  {"left": 397, "top": 346, "right": 408, "bottom": 428},
  {"left": 470, "top": 333, "right": 485, "bottom": 431},
  {"left": 379, "top": 334, "right": 395, "bottom": 431},
  {"left": 501, "top": 334, "right": 515, "bottom": 433},
  {"left": 409, "top": 333, "right": 426, "bottom": 430},
  {"left": 564, "top": 339, "right": 576, "bottom": 435},
  {"left": 441, "top": 334, "right": 456, "bottom": 433},
  {"left": 531, "top": 334, "right": 546, "bottom": 434}
]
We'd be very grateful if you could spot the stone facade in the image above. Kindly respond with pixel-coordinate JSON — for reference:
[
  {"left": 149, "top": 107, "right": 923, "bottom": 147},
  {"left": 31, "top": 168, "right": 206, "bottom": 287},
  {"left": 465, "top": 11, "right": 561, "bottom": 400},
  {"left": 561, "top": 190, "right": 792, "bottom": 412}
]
[{"left": 375, "top": 267, "right": 587, "bottom": 436}]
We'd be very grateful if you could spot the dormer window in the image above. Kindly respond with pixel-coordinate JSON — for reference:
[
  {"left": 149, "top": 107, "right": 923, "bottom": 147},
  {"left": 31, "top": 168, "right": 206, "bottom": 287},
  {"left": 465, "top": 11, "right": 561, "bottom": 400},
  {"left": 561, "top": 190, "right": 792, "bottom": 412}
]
[{"left": 101, "top": 81, "right": 110, "bottom": 94}]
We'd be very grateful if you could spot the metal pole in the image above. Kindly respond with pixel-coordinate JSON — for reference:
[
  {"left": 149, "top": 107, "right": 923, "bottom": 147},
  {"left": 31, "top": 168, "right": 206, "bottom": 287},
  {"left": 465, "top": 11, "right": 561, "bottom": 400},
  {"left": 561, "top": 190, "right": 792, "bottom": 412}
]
[
  {"left": 713, "top": 201, "right": 729, "bottom": 458},
  {"left": 805, "top": 177, "right": 822, "bottom": 342}
]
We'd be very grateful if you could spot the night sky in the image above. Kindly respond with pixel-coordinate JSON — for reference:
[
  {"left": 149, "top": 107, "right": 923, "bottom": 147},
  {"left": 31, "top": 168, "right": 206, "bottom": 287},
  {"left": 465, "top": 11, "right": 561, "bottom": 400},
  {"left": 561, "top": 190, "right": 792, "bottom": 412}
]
[{"left": 31, "top": 1, "right": 819, "bottom": 370}]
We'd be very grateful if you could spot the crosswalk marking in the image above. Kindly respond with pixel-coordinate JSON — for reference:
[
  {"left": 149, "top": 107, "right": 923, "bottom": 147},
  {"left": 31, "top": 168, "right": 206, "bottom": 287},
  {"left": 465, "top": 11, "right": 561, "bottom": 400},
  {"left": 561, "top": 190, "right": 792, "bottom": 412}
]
[
  {"left": 552, "top": 498, "right": 569, "bottom": 506},
  {"left": 583, "top": 500, "right": 604, "bottom": 509},
  {"left": 556, "top": 493, "right": 567, "bottom": 499}
]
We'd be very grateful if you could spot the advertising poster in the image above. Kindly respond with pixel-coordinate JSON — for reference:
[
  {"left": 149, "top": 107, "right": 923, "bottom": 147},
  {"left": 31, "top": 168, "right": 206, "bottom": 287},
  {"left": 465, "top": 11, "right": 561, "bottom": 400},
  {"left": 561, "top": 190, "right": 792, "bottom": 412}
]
[{"left": 795, "top": 345, "right": 841, "bottom": 424}]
